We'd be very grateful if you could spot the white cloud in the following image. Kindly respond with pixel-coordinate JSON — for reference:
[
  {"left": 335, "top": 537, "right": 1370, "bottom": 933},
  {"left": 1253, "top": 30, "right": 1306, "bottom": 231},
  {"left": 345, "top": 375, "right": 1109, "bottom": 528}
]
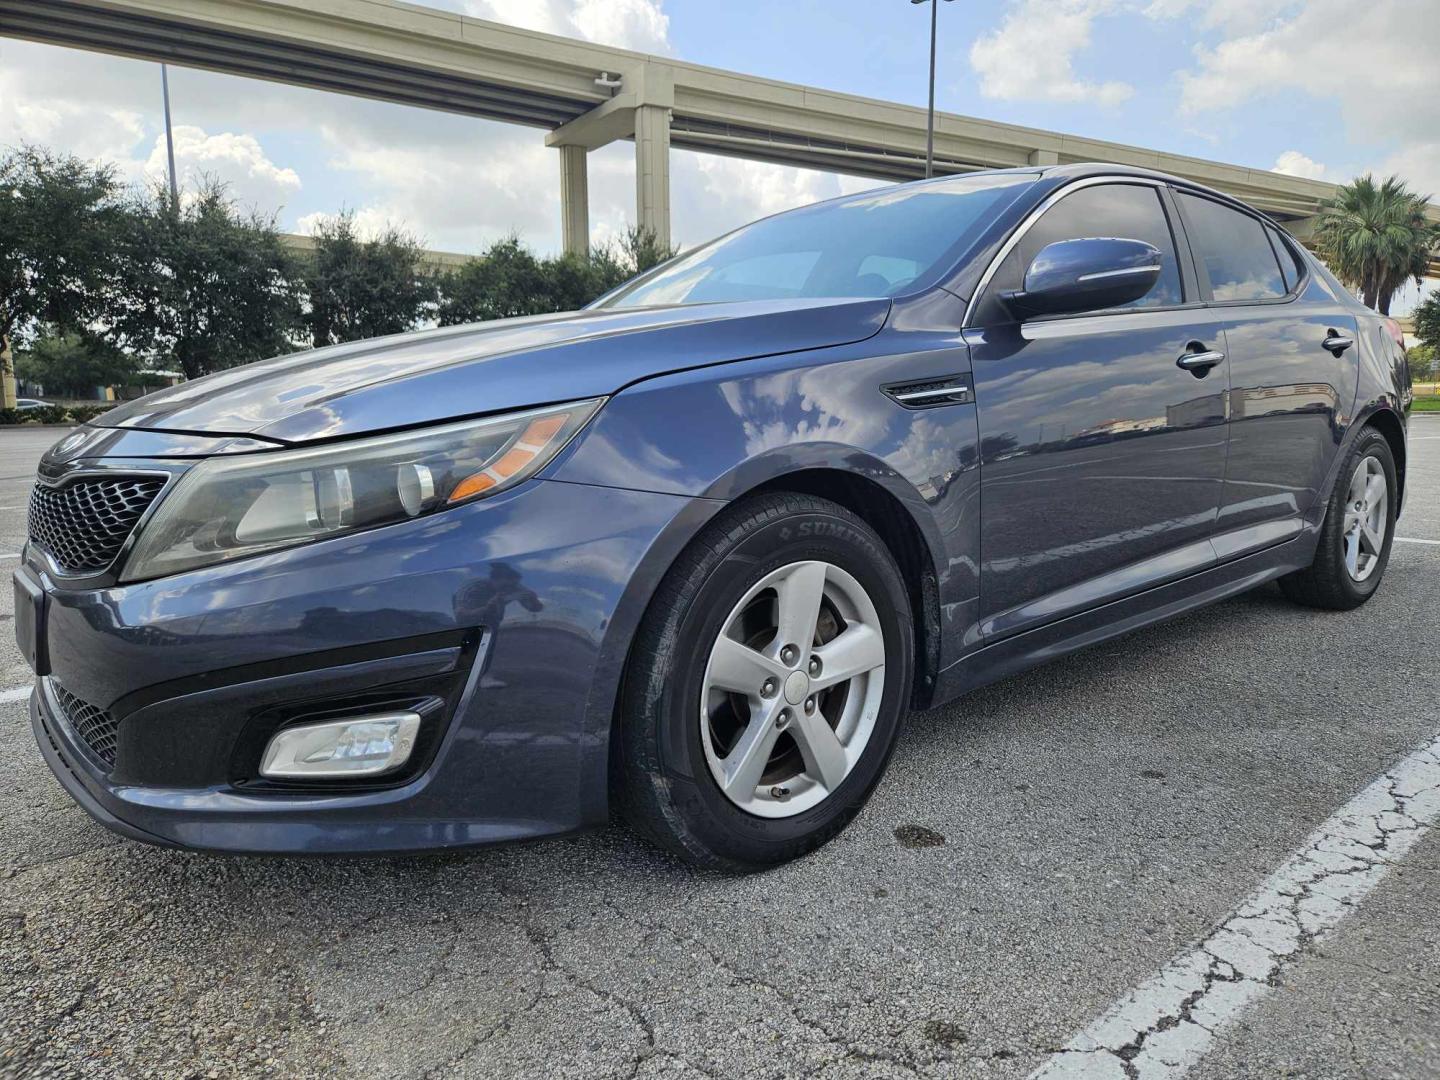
[
  {"left": 0, "top": 58, "right": 145, "bottom": 165},
  {"left": 1387, "top": 276, "right": 1436, "bottom": 319},
  {"left": 460, "top": 0, "right": 670, "bottom": 53},
  {"left": 295, "top": 207, "right": 405, "bottom": 241},
  {"left": 3, "top": 32, "right": 853, "bottom": 258},
  {"left": 1175, "top": 1, "right": 1437, "bottom": 129},
  {"left": 1144, "top": 0, "right": 1298, "bottom": 35},
  {"left": 1171, "top": 1, "right": 1440, "bottom": 192},
  {"left": 1378, "top": 143, "right": 1440, "bottom": 201},
  {"left": 307, "top": 120, "right": 641, "bottom": 253},
  {"left": 970, "top": 0, "right": 1133, "bottom": 106},
  {"left": 144, "top": 125, "right": 301, "bottom": 209},
  {"left": 1, "top": 42, "right": 303, "bottom": 213},
  {"left": 1272, "top": 150, "right": 1325, "bottom": 181}
]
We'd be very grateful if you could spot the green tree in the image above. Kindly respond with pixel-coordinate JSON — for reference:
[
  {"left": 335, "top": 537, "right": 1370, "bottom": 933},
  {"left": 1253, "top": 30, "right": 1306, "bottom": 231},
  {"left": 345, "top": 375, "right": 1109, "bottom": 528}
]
[
  {"left": 1414, "top": 289, "right": 1440, "bottom": 353},
  {"left": 0, "top": 145, "right": 127, "bottom": 405},
  {"left": 615, "top": 224, "right": 677, "bottom": 276},
  {"left": 15, "top": 326, "right": 137, "bottom": 397},
  {"left": 1406, "top": 344, "right": 1435, "bottom": 383},
  {"left": 109, "top": 181, "right": 300, "bottom": 380},
  {"left": 300, "top": 212, "right": 438, "bottom": 345},
  {"left": 1313, "top": 174, "right": 1440, "bottom": 315},
  {"left": 438, "top": 237, "right": 553, "bottom": 324},
  {"left": 439, "top": 237, "right": 616, "bottom": 324},
  {"left": 436, "top": 227, "right": 677, "bottom": 326}
]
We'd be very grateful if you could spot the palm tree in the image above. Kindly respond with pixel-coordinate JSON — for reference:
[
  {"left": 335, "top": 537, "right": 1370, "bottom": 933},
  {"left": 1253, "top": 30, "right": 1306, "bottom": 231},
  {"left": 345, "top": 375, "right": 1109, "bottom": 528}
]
[{"left": 1313, "top": 174, "right": 1439, "bottom": 315}]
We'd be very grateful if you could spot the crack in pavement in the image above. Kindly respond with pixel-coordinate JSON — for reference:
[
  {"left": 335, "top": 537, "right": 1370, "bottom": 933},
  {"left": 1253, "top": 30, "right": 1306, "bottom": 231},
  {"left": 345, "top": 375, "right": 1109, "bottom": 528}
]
[
  {"left": 595, "top": 893, "right": 927, "bottom": 1078},
  {"left": 3, "top": 841, "right": 122, "bottom": 879},
  {"left": 480, "top": 886, "right": 674, "bottom": 1080},
  {"left": 1028, "top": 732, "right": 1440, "bottom": 1080},
  {"left": 416, "top": 984, "right": 546, "bottom": 1080}
]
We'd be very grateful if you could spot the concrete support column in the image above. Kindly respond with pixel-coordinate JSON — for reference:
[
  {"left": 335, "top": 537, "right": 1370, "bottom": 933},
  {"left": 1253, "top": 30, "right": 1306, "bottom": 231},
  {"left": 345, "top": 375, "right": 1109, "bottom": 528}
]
[
  {"left": 1028, "top": 148, "right": 1060, "bottom": 166},
  {"left": 559, "top": 144, "right": 589, "bottom": 257},
  {"left": 634, "top": 103, "right": 671, "bottom": 249}
]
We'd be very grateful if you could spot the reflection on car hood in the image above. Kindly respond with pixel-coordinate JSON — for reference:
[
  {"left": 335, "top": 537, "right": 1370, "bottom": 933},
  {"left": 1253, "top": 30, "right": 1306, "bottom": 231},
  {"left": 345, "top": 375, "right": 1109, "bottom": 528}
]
[{"left": 97, "top": 298, "right": 891, "bottom": 443}]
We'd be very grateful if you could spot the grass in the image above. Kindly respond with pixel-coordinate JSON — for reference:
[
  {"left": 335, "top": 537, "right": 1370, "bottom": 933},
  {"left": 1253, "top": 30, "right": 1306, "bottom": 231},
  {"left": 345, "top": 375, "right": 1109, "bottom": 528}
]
[{"left": 1412, "top": 396, "right": 1440, "bottom": 412}]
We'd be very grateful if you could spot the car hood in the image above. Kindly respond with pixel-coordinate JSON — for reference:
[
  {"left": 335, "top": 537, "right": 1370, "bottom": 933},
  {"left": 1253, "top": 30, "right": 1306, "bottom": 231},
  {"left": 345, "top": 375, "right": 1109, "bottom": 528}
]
[{"left": 97, "top": 297, "right": 891, "bottom": 443}]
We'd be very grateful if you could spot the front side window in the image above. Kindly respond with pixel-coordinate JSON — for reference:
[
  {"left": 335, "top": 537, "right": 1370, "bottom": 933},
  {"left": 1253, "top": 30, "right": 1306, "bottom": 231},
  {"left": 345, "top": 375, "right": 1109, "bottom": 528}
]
[
  {"left": 1177, "top": 192, "right": 1287, "bottom": 301},
  {"left": 595, "top": 172, "right": 1039, "bottom": 309},
  {"left": 979, "top": 183, "right": 1185, "bottom": 321}
]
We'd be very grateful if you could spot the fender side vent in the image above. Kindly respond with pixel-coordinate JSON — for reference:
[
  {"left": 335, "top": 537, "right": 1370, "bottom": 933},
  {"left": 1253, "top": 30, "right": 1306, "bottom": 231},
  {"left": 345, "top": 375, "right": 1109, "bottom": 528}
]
[{"left": 882, "top": 376, "right": 973, "bottom": 409}]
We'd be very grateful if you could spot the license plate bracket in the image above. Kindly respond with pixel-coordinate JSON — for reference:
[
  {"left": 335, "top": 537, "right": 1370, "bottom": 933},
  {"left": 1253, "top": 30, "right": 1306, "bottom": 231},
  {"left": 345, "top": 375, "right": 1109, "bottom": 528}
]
[{"left": 13, "top": 569, "right": 49, "bottom": 677}]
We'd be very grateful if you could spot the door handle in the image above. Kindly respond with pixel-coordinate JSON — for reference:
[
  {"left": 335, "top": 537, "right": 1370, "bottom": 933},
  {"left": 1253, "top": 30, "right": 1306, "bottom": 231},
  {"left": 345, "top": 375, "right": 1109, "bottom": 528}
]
[
  {"left": 1177, "top": 346, "right": 1226, "bottom": 374},
  {"left": 1323, "top": 331, "right": 1354, "bottom": 355}
]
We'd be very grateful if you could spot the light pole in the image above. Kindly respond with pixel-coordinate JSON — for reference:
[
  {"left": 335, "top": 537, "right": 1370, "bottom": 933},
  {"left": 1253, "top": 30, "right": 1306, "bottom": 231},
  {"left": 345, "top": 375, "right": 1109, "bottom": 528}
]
[
  {"left": 161, "top": 63, "right": 179, "bottom": 206},
  {"left": 910, "top": 0, "right": 955, "bottom": 179}
]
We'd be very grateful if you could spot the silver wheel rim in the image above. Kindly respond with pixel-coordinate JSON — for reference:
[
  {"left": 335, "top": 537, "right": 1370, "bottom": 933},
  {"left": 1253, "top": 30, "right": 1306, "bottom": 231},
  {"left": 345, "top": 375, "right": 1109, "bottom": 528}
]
[
  {"left": 699, "top": 560, "right": 886, "bottom": 819},
  {"left": 1342, "top": 455, "right": 1387, "bottom": 582}
]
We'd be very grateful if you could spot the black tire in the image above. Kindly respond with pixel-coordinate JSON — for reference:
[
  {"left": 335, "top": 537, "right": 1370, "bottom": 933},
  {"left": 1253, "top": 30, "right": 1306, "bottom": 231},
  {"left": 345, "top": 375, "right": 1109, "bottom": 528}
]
[
  {"left": 1279, "top": 426, "right": 1397, "bottom": 610},
  {"left": 616, "top": 493, "right": 914, "bottom": 872}
]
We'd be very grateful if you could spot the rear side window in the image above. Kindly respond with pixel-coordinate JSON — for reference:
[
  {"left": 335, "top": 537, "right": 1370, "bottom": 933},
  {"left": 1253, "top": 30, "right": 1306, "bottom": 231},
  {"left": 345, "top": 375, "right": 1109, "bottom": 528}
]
[
  {"left": 1266, "top": 225, "right": 1307, "bottom": 292},
  {"left": 1177, "top": 193, "right": 1287, "bottom": 301},
  {"left": 981, "top": 183, "right": 1184, "bottom": 320}
]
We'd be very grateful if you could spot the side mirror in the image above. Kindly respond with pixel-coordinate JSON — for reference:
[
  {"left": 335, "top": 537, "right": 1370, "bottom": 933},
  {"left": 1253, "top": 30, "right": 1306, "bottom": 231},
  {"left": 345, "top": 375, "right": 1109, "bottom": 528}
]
[{"left": 1002, "top": 237, "right": 1162, "bottom": 319}]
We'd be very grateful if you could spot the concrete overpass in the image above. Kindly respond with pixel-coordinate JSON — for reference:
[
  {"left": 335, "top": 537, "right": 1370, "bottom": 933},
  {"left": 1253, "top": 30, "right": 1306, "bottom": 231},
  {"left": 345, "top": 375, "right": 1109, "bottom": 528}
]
[
  {"left": 5, "top": 0, "right": 1418, "bottom": 265},
  {"left": 280, "top": 231, "right": 472, "bottom": 269}
]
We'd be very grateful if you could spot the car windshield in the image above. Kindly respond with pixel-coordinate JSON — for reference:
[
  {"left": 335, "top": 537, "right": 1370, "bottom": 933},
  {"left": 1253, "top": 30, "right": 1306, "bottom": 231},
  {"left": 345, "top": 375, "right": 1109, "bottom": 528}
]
[{"left": 594, "top": 171, "right": 1038, "bottom": 309}]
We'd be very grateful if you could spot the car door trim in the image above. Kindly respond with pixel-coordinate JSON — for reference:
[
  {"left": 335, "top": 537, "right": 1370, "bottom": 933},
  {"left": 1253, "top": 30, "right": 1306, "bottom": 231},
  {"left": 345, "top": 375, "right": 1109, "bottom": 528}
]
[{"left": 978, "top": 534, "right": 1219, "bottom": 641}]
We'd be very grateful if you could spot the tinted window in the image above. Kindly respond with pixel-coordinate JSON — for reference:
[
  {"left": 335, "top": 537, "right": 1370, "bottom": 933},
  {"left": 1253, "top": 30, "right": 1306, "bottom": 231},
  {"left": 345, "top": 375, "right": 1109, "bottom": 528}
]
[
  {"left": 706, "top": 252, "right": 822, "bottom": 298},
  {"left": 1177, "top": 193, "right": 1286, "bottom": 301},
  {"left": 983, "top": 184, "right": 1184, "bottom": 319},
  {"left": 597, "top": 172, "right": 1038, "bottom": 308},
  {"left": 1266, "top": 225, "right": 1307, "bottom": 292},
  {"left": 857, "top": 254, "right": 923, "bottom": 289}
]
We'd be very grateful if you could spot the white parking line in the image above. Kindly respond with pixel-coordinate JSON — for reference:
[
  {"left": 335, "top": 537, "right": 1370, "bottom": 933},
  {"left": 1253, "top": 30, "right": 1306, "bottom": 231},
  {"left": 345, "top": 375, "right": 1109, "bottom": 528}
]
[
  {"left": 1396, "top": 537, "right": 1440, "bottom": 546},
  {"left": 1, "top": 686, "right": 33, "bottom": 704},
  {"left": 1030, "top": 729, "right": 1440, "bottom": 1080}
]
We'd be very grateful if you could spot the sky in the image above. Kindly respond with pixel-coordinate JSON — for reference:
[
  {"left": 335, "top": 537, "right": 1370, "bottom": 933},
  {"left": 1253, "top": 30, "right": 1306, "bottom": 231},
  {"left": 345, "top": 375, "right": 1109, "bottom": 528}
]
[{"left": 1, "top": 0, "right": 1437, "bottom": 311}]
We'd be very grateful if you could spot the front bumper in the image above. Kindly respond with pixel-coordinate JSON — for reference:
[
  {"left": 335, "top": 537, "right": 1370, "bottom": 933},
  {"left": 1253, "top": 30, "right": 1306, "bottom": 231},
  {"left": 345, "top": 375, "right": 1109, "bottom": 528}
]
[{"left": 21, "top": 477, "right": 714, "bottom": 854}]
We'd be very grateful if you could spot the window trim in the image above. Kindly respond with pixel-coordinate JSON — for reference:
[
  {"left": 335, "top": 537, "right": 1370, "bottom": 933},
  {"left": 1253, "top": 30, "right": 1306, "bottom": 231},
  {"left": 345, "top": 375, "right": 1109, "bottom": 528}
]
[
  {"left": 963, "top": 176, "right": 1202, "bottom": 329},
  {"left": 1169, "top": 188, "right": 1307, "bottom": 308},
  {"left": 1266, "top": 223, "right": 1313, "bottom": 298}
]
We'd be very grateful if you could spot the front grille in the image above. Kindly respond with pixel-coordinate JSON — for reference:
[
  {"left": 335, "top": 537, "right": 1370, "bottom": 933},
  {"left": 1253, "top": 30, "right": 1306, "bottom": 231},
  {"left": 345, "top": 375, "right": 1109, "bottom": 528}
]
[
  {"left": 28, "top": 476, "right": 166, "bottom": 574},
  {"left": 52, "top": 681, "right": 120, "bottom": 768}
]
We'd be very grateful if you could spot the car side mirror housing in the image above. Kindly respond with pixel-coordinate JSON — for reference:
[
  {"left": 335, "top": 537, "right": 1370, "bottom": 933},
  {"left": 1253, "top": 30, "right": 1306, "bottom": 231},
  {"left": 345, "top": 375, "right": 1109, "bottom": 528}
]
[{"left": 1001, "top": 237, "right": 1163, "bottom": 319}]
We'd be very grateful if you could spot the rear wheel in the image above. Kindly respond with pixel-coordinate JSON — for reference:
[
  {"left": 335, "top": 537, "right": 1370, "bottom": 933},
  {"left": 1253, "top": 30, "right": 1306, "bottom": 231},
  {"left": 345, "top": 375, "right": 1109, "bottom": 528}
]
[
  {"left": 617, "top": 493, "right": 913, "bottom": 871},
  {"left": 1280, "top": 427, "right": 1397, "bottom": 610}
]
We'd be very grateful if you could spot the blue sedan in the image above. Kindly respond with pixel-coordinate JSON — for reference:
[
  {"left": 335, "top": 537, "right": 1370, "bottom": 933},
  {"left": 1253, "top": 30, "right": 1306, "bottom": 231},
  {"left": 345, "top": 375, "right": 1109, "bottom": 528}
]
[{"left": 16, "top": 164, "right": 1410, "bottom": 869}]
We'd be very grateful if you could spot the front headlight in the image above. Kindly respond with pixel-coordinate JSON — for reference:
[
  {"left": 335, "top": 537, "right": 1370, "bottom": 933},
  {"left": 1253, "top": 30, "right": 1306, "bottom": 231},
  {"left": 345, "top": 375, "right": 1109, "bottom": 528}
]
[{"left": 120, "top": 399, "right": 602, "bottom": 582}]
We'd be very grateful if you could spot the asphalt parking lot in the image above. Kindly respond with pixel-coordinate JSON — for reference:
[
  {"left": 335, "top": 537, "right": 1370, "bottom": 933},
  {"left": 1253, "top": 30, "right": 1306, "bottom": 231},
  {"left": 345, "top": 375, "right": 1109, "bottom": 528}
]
[{"left": 2, "top": 418, "right": 1438, "bottom": 1080}]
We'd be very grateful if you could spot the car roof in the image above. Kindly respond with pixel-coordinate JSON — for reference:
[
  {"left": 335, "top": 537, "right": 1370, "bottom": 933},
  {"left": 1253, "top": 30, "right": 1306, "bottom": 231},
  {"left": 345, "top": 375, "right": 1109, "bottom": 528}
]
[{"left": 887, "top": 162, "right": 1292, "bottom": 229}]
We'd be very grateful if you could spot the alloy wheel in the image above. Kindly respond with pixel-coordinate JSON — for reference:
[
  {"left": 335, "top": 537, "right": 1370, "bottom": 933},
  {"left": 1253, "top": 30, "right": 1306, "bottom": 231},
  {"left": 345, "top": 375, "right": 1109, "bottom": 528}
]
[
  {"left": 1342, "top": 455, "right": 1388, "bottom": 582},
  {"left": 699, "top": 559, "right": 887, "bottom": 819}
]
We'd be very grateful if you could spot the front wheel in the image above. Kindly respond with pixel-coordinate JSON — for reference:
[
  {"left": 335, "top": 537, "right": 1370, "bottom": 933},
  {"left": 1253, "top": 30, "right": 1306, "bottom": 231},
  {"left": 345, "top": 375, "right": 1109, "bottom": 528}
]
[
  {"left": 616, "top": 493, "right": 914, "bottom": 871},
  {"left": 1280, "top": 427, "right": 1397, "bottom": 610}
]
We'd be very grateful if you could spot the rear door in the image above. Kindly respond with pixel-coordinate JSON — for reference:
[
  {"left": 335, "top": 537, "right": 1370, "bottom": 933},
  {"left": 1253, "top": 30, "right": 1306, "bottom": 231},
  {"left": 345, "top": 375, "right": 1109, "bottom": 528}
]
[
  {"left": 1172, "top": 191, "right": 1358, "bottom": 558},
  {"left": 967, "top": 180, "right": 1231, "bottom": 640}
]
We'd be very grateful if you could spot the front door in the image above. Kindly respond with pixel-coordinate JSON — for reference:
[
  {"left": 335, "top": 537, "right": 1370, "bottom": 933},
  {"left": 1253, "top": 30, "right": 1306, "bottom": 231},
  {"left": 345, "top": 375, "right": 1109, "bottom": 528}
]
[{"left": 967, "top": 181, "right": 1230, "bottom": 640}]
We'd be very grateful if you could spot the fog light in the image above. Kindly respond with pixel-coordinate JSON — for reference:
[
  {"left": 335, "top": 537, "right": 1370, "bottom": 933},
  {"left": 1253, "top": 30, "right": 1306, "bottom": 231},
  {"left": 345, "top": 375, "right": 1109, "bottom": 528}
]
[{"left": 259, "top": 711, "right": 421, "bottom": 779}]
